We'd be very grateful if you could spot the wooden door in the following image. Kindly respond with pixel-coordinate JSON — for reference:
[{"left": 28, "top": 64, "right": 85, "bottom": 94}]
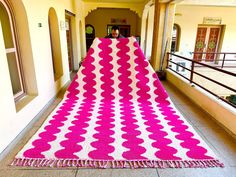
[
  {"left": 65, "top": 15, "right": 74, "bottom": 72},
  {"left": 193, "top": 26, "right": 221, "bottom": 62},
  {"left": 193, "top": 27, "right": 207, "bottom": 61},
  {"left": 205, "top": 27, "right": 220, "bottom": 61}
]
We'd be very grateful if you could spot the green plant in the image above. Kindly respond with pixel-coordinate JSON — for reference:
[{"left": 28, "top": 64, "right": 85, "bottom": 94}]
[{"left": 226, "top": 95, "right": 236, "bottom": 105}]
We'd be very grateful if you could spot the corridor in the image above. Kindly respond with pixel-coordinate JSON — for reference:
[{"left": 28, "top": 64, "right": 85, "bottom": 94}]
[{"left": 0, "top": 81, "right": 235, "bottom": 177}]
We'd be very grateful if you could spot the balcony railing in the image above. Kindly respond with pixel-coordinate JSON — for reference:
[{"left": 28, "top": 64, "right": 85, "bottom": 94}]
[
  {"left": 191, "top": 52, "right": 236, "bottom": 69},
  {"left": 166, "top": 52, "right": 236, "bottom": 108}
]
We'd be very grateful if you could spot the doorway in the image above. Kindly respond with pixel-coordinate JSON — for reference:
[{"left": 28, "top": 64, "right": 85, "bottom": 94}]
[
  {"left": 65, "top": 12, "right": 75, "bottom": 73},
  {"left": 107, "top": 25, "right": 130, "bottom": 37},
  {"left": 193, "top": 25, "right": 222, "bottom": 62},
  {"left": 171, "top": 24, "right": 181, "bottom": 52},
  {"left": 85, "top": 24, "right": 95, "bottom": 51}
]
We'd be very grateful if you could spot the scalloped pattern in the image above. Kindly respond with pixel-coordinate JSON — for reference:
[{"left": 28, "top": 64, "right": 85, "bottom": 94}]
[{"left": 17, "top": 37, "right": 218, "bottom": 167}]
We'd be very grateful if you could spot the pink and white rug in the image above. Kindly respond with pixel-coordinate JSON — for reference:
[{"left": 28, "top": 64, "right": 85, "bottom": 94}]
[{"left": 12, "top": 37, "right": 224, "bottom": 168}]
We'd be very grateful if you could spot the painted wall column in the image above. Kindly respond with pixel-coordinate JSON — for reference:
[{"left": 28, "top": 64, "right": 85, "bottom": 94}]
[
  {"left": 145, "top": 5, "right": 155, "bottom": 60},
  {"left": 140, "top": 8, "right": 148, "bottom": 51},
  {"left": 74, "top": 0, "right": 87, "bottom": 60},
  {"left": 80, "top": 18, "right": 87, "bottom": 58},
  {"left": 150, "top": 2, "right": 175, "bottom": 71},
  {"left": 163, "top": 3, "right": 176, "bottom": 70}
]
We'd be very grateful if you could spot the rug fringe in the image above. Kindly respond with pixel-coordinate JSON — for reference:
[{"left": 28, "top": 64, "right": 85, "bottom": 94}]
[{"left": 10, "top": 158, "right": 224, "bottom": 168}]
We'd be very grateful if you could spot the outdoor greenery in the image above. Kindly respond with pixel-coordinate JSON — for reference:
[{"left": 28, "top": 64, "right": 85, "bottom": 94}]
[{"left": 226, "top": 95, "right": 236, "bottom": 105}]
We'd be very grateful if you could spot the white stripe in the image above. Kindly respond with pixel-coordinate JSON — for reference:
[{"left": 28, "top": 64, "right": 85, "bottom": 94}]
[
  {"left": 16, "top": 77, "right": 86, "bottom": 158},
  {"left": 41, "top": 62, "right": 88, "bottom": 158},
  {"left": 43, "top": 39, "right": 102, "bottom": 159},
  {"left": 146, "top": 65, "right": 216, "bottom": 158},
  {"left": 109, "top": 39, "right": 129, "bottom": 159},
  {"left": 75, "top": 39, "right": 103, "bottom": 159},
  {"left": 146, "top": 71, "right": 189, "bottom": 159},
  {"left": 43, "top": 100, "right": 85, "bottom": 159},
  {"left": 168, "top": 98, "right": 216, "bottom": 159},
  {"left": 128, "top": 38, "right": 157, "bottom": 159},
  {"left": 41, "top": 40, "right": 104, "bottom": 158}
]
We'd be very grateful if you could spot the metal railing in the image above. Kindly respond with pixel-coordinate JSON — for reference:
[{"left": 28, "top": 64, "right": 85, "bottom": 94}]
[
  {"left": 166, "top": 52, "right": 236, "bottom": 108},
  {"left": 191, "top": 52, "right": 236, "bottom": 69}
]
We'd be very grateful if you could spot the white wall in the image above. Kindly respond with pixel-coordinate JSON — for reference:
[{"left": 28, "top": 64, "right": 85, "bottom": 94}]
[
  {"left": 0, "top": 0, "right": 85, "bottom": 154},
  {"left": 175, "top": 5, "right": 236, "bottom": 53},
  {"left": 194, "top": 68, "right": 236, "bottom": 97}
]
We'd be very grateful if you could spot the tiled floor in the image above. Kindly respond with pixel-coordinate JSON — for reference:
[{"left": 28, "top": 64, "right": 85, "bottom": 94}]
[{"left": 0, "top": 80, "right": 235, "bottom": 177}]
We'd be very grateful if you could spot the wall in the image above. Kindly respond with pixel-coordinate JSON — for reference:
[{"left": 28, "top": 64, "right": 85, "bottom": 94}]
[
  {"left": 173, "top": 5, "right": 236, "bottom": 97},
  {"left": 85, "top": 8, "right": 141, "bottom": 37},
  {"left": 150, "top": 2, "right": 167, "bottom": 71},
  {"left": 144, "top": 5, "right": 154, "bottom": 60},
  {"left": 74, "top": 0, "right": 87, "bottom": 59},
  {"left": 193, "top": 68, "right": 236, "bottom": 97},
  {"left": 174, "top": 5, "right": 236, "bottom": 53},
  {"left": 0, "top": 0, "right": 85, "bottom": 154},
  {"left": 84, "top": 2, "right": 144, "bottom": 20}
]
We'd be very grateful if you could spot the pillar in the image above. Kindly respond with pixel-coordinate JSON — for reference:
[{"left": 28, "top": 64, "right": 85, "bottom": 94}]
[{"left": 150, "top": 1, "right": 176, "bottom": 71}]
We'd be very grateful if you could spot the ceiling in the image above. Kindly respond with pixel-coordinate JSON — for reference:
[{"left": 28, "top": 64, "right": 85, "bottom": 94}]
[
  {"left": 179, "top": 0, "right": 236, "bottom": 6},
  {"left": 83, "top": 0, "right": 171, "bottom": 2},
  {"left": 83, "top": 0, "right": 146, "bottom": 3},
  {"left": 82, "top": 0, "right": 236, "bottom": 6}
]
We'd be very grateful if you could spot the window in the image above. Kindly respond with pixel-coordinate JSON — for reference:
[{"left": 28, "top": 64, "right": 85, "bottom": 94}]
[{"left": 0, "top": 0, "right": 25, "bottom": 100}]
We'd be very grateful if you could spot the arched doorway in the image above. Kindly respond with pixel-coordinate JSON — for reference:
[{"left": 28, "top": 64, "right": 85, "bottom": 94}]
[
  {"left": 171, "top": 24, "right": 181, "bottom": 52},
  {"left": 85, "top": 8, "right": 141, "bottom": 49},
  {"left": 65, "top": 10, "right": 76, "bottom": 73},
  {"left": 85, "top": 24, "right": 95, "bottom": 51}
]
